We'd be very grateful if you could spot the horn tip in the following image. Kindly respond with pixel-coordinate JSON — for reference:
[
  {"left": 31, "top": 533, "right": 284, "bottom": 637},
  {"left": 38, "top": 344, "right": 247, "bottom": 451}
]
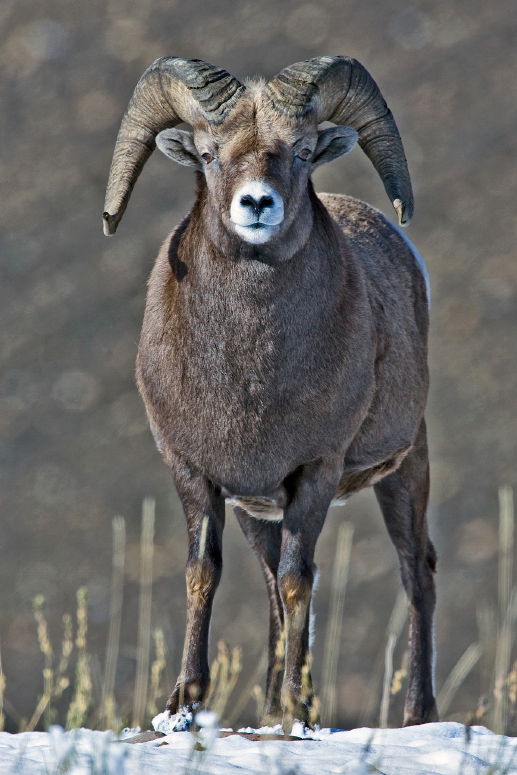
[
  {"left": 393, "top": 198, "right": 412, "bottom": 228},
  {"left": 103, "top": 211, "right": 118, "bottom": 236}
]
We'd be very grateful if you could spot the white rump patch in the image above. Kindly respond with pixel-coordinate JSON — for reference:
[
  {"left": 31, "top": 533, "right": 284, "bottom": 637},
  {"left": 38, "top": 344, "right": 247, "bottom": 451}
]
[{"left": 391, "top": 222, "right": 431, "bottom": 306}]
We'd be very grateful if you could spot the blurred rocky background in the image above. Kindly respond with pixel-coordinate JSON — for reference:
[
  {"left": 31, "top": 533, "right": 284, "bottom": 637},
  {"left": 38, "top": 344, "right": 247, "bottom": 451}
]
[{"left": 1, "top": 0, "right": 516, "bottom": 731}]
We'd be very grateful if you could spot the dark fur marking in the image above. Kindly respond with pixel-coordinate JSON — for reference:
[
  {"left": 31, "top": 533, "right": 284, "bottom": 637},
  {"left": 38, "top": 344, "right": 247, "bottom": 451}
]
[{"left": 167, "top": 214, "right": 190, "bottom": 281}]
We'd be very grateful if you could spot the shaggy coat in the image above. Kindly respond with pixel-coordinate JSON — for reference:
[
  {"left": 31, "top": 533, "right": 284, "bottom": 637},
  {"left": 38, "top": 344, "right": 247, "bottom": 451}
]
[{"left": 104, "top": 56, "right": 437, "bottom": 729}]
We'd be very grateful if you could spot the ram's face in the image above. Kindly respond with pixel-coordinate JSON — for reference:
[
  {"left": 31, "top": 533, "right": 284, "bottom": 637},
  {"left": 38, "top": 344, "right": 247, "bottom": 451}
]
[
  {"left": 197, "top": 114, "right": 310, "bottom": 245},
  {"left": 156, "top": 93, "right": 357, "bottom": 246}
]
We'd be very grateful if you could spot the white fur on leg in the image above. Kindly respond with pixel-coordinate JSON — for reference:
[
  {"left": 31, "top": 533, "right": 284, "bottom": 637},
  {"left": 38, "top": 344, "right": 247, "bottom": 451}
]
[{"left": 309, "top": 569, "right": 320, "bottom": 649}]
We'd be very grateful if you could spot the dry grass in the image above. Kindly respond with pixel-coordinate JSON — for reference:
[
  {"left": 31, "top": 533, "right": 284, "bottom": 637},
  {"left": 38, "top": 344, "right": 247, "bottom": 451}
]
[
  {"left": 2, "top": 499, "right": 244, "bottom": 734},
  {"left": 23, "top": 599, "right": 73, "bottom": 732},
  {"left": 100, "top": 515, "right": 126, "bottom": 729},
  {"left": 132, "top": 497, "right": 155, "bottom": 727},
  {"left": 205, "top": 641, "right": 242, "bottom": 722},
  {"left": 147, "top": 628, "right": 167, "bottom": 718},
  {"left": 225, "top": 648, "right": 268, "bottom": 729},
  {"left": 0, "top": 645, "right": 5, "bottom": 732},
  {"left": 492, "top": 486, "right": 516, "bottom": 733},
  {"left": 379, "top": 589, "right": 408, "bottom": 727},
  {"left": 66, "top": 587, "right": 92, "bottom": 729},
  {"left": 3, "top": 487, "right": 517, "bottom": 736},
  {"left": 437, "top": 642, "right": 483, "bottom": 718},
  {"left": 320, "top": 521, "right": 354, "bottom": 727}
]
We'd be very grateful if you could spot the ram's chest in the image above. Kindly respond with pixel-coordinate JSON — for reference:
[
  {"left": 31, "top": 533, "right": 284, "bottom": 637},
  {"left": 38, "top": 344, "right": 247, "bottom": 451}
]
[
  {"left": 176, "top": 317, "right": 280, "bottom": 439},
  {"left": 137, "top": 291, "right": 364, "bottom": 490},
  {"left": 145, "top": 315, "right": 289, "bottom": 436}
]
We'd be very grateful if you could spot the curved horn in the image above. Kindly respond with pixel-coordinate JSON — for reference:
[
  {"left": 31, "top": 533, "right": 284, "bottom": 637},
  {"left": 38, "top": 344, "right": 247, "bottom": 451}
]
[
  {"left": 266, "top": 56, "right": 413, "bottom": 225},
  {"left": 103, "top": 57, "right": 245, "bottom": 235}
]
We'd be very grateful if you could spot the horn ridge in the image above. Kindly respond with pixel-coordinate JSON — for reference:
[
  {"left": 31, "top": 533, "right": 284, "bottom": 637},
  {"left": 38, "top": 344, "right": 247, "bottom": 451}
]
[
  {"left": 266, "top": 55, "right": 414, "bottom": 225},
  {"left": 103, "top": 57, "right": 244, "bottom": 234},
  {"left": 154, "top": 57, "right": 245, "bottom": 123}
]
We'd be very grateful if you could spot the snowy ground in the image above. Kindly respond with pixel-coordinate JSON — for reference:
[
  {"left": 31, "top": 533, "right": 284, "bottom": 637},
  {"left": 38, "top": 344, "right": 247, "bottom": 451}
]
[{"left": 1, "top": 721, "right": 517, "bottom": 774}]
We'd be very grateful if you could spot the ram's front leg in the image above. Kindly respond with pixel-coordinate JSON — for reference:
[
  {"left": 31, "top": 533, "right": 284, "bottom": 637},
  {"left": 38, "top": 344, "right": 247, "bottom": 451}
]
[
  {"left": 278, "top": 458, "right": 342, "bottom": 731},
  {"left": 166, "top": 457, "right": 225, "bottom": 725}
]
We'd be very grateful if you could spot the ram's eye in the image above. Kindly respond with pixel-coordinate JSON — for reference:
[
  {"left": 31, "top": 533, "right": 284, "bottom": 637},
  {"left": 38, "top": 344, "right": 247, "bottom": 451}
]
[
  {"left": 201, "top": 152, "right": 215, "bottom": 164},
  {"left": 297, "top": 147, "right": 312, "bottom": 161}
]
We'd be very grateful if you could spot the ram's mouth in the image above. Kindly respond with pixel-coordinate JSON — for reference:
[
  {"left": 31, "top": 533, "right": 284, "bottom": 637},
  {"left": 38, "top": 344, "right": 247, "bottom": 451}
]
[{"left": 233, "top": 222, "right": 280, "bottom": 245}]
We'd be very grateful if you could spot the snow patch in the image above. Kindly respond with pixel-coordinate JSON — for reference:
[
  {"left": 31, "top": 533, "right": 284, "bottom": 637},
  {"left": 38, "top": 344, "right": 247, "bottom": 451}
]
[
  {"left": 0, "top": 722, "right": 517, "bottom": 774},
  {"left": 152, "top": 707, "right": 193, "bottom": 733},
  {"left": 119, "top": 726, "right": 141, "bottom": 740},
  {"left": 237, "top": 724, "right": 284, "bottom": 734}
]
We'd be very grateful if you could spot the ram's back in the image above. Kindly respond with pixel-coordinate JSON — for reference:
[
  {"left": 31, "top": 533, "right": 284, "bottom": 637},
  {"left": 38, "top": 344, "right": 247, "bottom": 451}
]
[{"left": 318, "top": 193, "right": 431, "bottom": 474}]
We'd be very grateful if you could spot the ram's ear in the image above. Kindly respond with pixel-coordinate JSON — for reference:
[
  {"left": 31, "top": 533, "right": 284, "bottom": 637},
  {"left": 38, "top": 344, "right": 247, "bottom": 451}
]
[
  {"left": 156, "top": 128, "right": 202, "bottom": 169},
  {"left": 311, "top": 125, "right": 358, "bottom": 170}
]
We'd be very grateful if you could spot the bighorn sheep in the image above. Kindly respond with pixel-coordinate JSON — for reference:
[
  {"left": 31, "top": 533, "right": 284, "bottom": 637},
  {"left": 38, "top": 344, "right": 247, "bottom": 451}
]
[{"left": 103, "top": 56, "right": 437, "bottom": 730}]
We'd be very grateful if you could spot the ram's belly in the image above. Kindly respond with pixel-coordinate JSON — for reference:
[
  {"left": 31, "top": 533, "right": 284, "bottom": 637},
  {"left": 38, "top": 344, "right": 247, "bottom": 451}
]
[
  {"left": 226, "top": 493, "right": 286, "bottom": 521},
  {"left": 226, "top": 444, "right": 411, "bottom": 520},
  {"left": 156, "top": 396, "right": 336, "bottom": 494},
  {"left": 336, "top": 445, "right": 412, "bottom": 499},
  {"left": 142, "top": 370, "right": 352, "bottom": 495},
  {"left": 146, "top": 380, "right": 412, "bottom": 522}
]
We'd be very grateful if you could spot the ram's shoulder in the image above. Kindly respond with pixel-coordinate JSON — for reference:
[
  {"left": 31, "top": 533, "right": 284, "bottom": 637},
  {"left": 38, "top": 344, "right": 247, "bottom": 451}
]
[
  {"left": 318, "top": 193, "right": 430, "bottom": 305},
  {"left": 318, "top": 193, "right": 391, "bottom": 235}
]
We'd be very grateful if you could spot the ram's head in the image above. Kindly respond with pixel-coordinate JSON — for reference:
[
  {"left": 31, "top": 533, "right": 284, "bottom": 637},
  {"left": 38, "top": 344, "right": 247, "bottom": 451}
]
[{"left": 103, "top": 56, "right": 413, "bottom": 242}]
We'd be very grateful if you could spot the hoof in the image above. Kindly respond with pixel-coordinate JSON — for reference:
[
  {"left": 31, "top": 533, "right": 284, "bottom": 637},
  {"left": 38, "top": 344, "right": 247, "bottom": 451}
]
[
  {"left": 290, "top": 719, "right": 317, "bottom": 738},
  {"left": 403, "top": 703, "right": 439, "bottom": 726},
  {"left": 152, "top": 707, "right": 196, "bottom": 734},
  {"left": 167, "top": 679, "right": 206, "bottom": 714}
]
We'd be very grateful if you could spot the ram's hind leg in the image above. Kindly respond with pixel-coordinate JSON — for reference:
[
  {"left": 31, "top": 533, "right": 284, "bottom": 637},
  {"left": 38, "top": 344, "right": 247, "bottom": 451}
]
[
  {"left": 234, "top": 507, "right": 285, "bottom": 723},
  {"left": 166, "top": 457, "right": 225, "bottom": 723},
  {"left": 374, "top": 419, "right": 438, "bottom": 725}
]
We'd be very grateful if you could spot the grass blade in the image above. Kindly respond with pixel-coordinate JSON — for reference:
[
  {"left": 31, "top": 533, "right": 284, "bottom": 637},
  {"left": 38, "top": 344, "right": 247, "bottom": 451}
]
[
  {"left": 493, "top": 486, "right": 515, "bottom": 734},
  {"left": 498, "top": 486, "right": 514, "bottom": 623},
  {"left": 320, "top": 521, "right": 354, "bottom": 727},
  {"left": 0, "top": 642, "right": 5, "bottom": 731},
  {"left": 437, "top": 642, "right": 483, "bottom": 718},
  {"left": 132, "top": 497, "right": 155, "bottom": 727},
  {"left": 225, "top": 648, "right": 267, "bottom": 729},
  {"left": 101, "top": 515, "right": 126, "bottom": 729},
  {"left": 66, "top": 587, "right": 92, "bottom": 729},
  {"left": 379, "top": 633, "right": 396, "bottom": 728},
  {"left": 147, "top": 628, "right": 167, "bottom": 717},
  {"left": 25, "top": 596, "right": 54, "bottom": 732},
  {"left": 379, "top": 589, "right": 408, "bottom": 728}
]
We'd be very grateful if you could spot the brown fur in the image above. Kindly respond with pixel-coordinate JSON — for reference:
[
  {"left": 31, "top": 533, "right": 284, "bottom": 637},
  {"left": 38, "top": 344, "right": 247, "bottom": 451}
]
[{"left": 131, "top": 86, "right": 436, "bottom": 728}]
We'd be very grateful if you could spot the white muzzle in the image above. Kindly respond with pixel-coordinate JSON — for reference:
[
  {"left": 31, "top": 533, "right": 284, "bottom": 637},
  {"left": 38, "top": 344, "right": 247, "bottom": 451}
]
[{"left": 230, "top": 180, "right": 284, "bottom": 244}]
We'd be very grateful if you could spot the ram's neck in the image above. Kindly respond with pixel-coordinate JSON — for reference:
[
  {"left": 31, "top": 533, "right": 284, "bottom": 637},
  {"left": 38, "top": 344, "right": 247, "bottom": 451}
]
[
  {"left": 156, "top": 182, "right": 351, "bottom": 348},
  {"left": 144, "top": 185, "right": 356, "bottom": 384},
  {"left": 187, "top": 178, "right": 334, "bottom": 268}
]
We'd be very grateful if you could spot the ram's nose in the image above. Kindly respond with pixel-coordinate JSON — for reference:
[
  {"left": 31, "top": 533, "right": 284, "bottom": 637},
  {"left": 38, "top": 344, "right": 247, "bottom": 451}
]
[
  {"left": 230, "top": 181, "right": 284, "bottom": 227},
  {"left": 240, "top": 193, "right": 274, "bottom": 216}
]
